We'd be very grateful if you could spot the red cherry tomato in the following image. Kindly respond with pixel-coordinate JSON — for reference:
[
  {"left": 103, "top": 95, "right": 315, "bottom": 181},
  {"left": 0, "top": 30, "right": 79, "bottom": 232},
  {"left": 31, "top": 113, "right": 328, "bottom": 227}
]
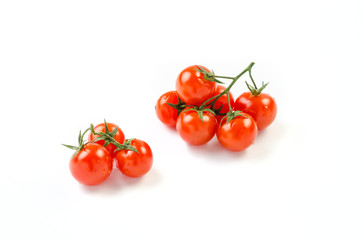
[
  {"left": 115, "top": 139, "right": 153, "bottom": 178},
  {"left": 234, "top": 92, "right": 277, "bottom": 130},
  {"left": 207, "top": 85, "right": 234, "bottom": 123},
  {"left": 176, "top": 108, "right": 217, "bottom": 145},
  {"left": 217, "top": 114, "right": 258, "bottom": 152},
  {"left": 155, "top": 91, "right": 179, "bottom": 128},
  {"left": 69, "top": 143, "right": 113, "bottom": 185},
  {"left": 176, "top": 65, "right": 216, "bottom": 106},
  {"left": 88, "top": 122, "right": 125, "bottom": 156}
]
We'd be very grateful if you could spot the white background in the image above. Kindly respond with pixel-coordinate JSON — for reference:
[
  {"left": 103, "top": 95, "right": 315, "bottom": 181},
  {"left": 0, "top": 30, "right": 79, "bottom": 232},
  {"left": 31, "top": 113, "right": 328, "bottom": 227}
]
[{"left": 1, "top": 0, "right": 361, "bottom": 239}]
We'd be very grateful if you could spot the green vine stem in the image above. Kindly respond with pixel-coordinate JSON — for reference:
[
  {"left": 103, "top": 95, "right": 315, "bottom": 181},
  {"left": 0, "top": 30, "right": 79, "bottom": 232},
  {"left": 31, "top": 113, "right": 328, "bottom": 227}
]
[
  {"left": 63, "top": 120, "right": 139, "bottom": 157},
  {"left": 199, "top": 62, "right": 255, "bottom": 109},
  {"left": 167, "top": 62, "right": 258, "bottom": 121},
  {"left": 245, "top": 65, "right": 269, "bottom": 96},
  {"left": 166, "top": 95, "right": 189, "bottom": 116},
  {"left": 90, "top": 121, "right": 139, "bottom": 154},
  {"left": 226, "top": 92, "right": 232, "bottom": 111},
  {"left": 62, "top": 128, "right": 91, "bottom": 158},
  {"left": 219, "top": 90, "right": 246, "bottom": 125}
]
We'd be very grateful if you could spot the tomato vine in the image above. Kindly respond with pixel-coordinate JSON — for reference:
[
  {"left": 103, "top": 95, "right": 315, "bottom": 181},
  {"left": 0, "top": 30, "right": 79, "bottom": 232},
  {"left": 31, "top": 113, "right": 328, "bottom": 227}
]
[{"left": 63, "top": 119, "right": 139, "bottom": 157}]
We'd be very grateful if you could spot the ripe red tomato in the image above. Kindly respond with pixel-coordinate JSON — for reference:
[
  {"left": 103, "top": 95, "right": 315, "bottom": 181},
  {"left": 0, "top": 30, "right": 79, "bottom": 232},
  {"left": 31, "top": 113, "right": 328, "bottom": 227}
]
[
  {"left": 155, "top": 91, "right": 179, "bottom": 128},
  {"left": 115, "top": 139, "right": 153, "bottom": 178},
  {"left": 217, "top": 114, "right": 258, "bottom": 152},
  {"left": 176, "top": 65, "right": 216, "bottom": 106},
  {"left": 88, "top": 122, "right": 125, "bottom": 156},
  {"left": 69, "top": 143, "right": 113, "bottom": 185},
  {"left": 234, "top": 92, "right": 277, "bottom": 130},
  {"left": 207, "top": 85, "right": 234, "bottom": 122},
  {"left": 176, "top": 108, "right": 217, "bottom": 145}
]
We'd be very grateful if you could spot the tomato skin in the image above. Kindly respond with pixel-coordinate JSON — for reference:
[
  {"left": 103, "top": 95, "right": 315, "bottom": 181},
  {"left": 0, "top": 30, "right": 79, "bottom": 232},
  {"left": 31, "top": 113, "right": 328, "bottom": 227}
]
[
  {"left": 69, "top": 143, "right": 113, "bottom": 186},
  {"left": 234, "top": 92, "right": 277, "bottom": 130},
  {"left": 217, "top": 114, "right": 258, "bottom": 152},
  {"left": 88, "top": 122, "right": 125, "bottom": 156},
  {"left": 207, "top": 85, "right": 234, "bottom": 123},
  {"left": 115, "top": 139, "right": 153, "bottom": 178},
  {"left": 155, "top": 91, "right": 179, "bottom": 128},
  {"left": 176, "top": 108, "right": 217, "bottom": 145},
  {"left": 176, "top": 65, "right": 216, "bottom": 106}
]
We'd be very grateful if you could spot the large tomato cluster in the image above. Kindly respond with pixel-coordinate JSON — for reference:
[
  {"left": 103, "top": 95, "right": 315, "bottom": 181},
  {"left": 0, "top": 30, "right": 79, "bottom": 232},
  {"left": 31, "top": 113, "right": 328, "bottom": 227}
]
[
  {"left": 155, "top": 63, "right": 277, "bottom": 152},
  {"left": 63, "top": 121, "right": 153, "bottom": 186}
]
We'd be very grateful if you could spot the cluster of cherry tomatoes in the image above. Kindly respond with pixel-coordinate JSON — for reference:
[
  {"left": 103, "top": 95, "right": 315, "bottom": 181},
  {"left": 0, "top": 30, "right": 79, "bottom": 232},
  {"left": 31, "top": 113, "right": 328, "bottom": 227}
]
[
  {"left": 64, "top": 62, "right": 277, "bottom": 186},
  {"left": 155, "top": 62, "right": 277, "bottom": 151},
  {"left": 63, "top": 121, "right": 153, "bottom": 186}
]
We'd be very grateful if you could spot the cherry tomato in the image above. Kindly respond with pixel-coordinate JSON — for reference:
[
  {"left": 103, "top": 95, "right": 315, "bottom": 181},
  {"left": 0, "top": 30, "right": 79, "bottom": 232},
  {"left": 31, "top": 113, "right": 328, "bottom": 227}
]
[
  {"left": 176, "top": 108, "right": 217, "bottom": 145},
  {"left": 155, "top": 91, "right": 179, "bottom": 128},
  {"left": 234, "top": 92, "right": 277, "bottom": 130},
  {"left": 88, "top": 122, "right": 125, "bottom": 156},
  {"left": 176, "top": 65, "right": 216, "bottom": 106},
  {"left": 69, "top": 143, "right": 113, "bottom": 186},
  {"left": 217, "top": 114, "right": 258, "bottom": 152},
  {"left": 115, "top": 139, "right": 153, "bottom": 178},
  {"left": 207, "top": 85, "right": 234, "bottom": 123}
]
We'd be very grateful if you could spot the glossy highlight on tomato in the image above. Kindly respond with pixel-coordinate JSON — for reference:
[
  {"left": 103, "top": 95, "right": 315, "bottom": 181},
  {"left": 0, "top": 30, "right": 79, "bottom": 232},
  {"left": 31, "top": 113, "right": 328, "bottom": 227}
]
[
  {"left": 234, "top": 92, "right": 277, "bottom": 130},
  {"left": 88, "top": 122, "right": 125, "bottom": 156},
  {"left": 217, "top": 114, "right": 258, "bottom": 152},
  {"left": 69, "top": 143, "right": 113, "bottom": 186},
  {"left": 176, "top": 108, "right": 217, "bottom": 145},
  {"left": 155, "top": 90, "right": 179, "bottom": 128},
  {"left": 176, "top": 65, "right": 216, "bottom": 106},
  {"left": 115, "top": 139, "right": 153, "bottom": 178}
]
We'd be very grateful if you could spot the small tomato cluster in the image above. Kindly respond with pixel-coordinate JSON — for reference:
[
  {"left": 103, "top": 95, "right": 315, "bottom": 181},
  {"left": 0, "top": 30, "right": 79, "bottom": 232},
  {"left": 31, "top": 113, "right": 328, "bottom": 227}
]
[
  {"left": 155, "top": 62, "right": 277, "bottom": 151},
  {"left": 63, "top": 120, "right": 153, "bottom": 186}
]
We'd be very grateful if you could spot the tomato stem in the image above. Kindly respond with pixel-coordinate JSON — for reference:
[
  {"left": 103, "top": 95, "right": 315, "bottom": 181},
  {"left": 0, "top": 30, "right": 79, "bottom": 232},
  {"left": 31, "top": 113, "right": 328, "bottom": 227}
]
[
  {"left": 226, "top": 92, "right": 232, "bottom": 112},
  {"left": 200, "top": 62, "right": 255, "bottom": 109},
  {"left": 248, "top": 70, "right": 258, "bottom": 89},
  {"left": 166, "top": 95, "right": 188, "bottom": 116},
  {"left": 245, "top": 65, "right": 270, "bottom": 96},
  {"left": 62, "top": 127, "right": 91, "bottom": 159},
  {"left": 213, "top": 75, "right": 234, "bottom": 79},
  {"left": 90, "top": 121, "right": 139, "bottom": 154},
  {"left": 80, "top": 128, "right": 90, "bottom": 144},
  {"left": 195, "top": 65, "right": 224, "bottom": 84}
]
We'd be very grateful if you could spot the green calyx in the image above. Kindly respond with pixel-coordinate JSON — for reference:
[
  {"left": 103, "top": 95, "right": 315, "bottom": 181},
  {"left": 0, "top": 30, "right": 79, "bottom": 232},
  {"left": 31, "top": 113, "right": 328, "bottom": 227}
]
[
  {"left": 245, "top": 67, "right": 269, "bottom": 96},
  {"left": 116, "top": 138, "right": 139, "bottom": 154},
  {"left": 62, "top": 128, "right": 90, "bottom": 159},
  {"left": 167, "top": 95, "right": 187, "bottom": 116},
  {"left": 62, "top": 119, "right": 139, "bottom": 157},
  {"left": 195, "top": 65, "right": 224, "bottom": 84},
  {"left": 220, "top": 91, "right": 247, "bottom": 125},
  {"left": 90, "top": 119, "right": 118, "bottom": 148},
  {"left": 182, "top": 106, "right": 216, "bottom": 122},
  {"left": 212, "top": 103, "right": 225, "bottom": 117},
  {"left": 90, "top": 119, "right": 139, "bottom": 154},
  {"left": 220, "top": 110, "right": 247, "bottom": 125}
]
